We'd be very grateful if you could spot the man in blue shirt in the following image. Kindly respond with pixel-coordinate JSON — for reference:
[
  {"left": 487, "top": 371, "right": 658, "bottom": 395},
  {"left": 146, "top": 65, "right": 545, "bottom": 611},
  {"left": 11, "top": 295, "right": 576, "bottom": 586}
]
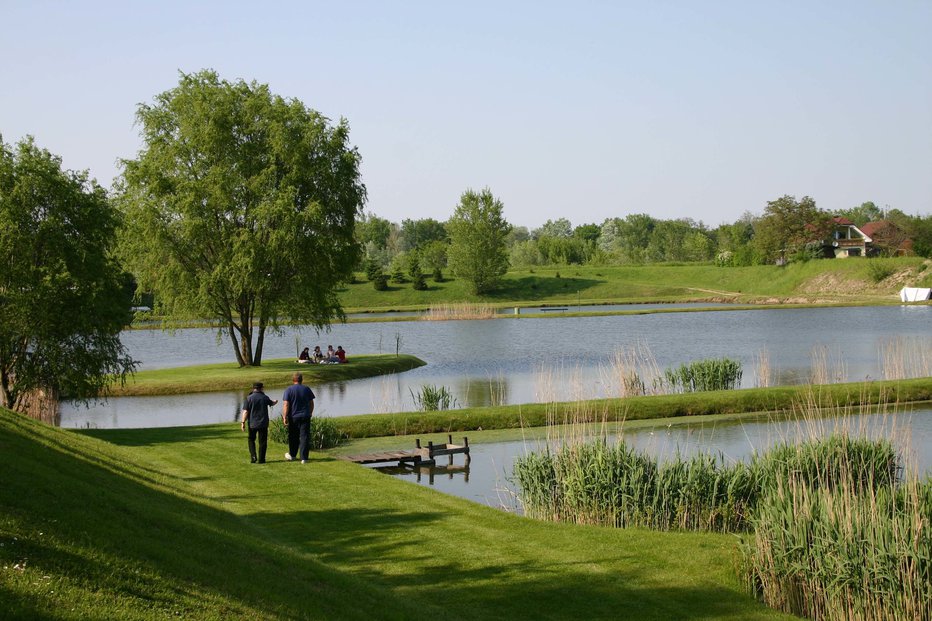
[{"left": 282, "top": 372, "right": 315, "bottom": 463}]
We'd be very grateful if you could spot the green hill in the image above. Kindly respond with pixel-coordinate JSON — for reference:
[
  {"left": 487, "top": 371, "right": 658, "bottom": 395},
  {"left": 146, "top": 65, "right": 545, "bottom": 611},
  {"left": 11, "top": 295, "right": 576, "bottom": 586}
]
[{"left": 1, "top": 410, "right": 792, "bottom": 620}]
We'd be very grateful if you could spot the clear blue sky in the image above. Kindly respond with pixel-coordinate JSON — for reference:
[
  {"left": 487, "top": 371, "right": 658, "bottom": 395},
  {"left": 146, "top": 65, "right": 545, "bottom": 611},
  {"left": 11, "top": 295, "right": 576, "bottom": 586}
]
[{"left": 2, "top": 0, "right": 930, "bottom": 229}]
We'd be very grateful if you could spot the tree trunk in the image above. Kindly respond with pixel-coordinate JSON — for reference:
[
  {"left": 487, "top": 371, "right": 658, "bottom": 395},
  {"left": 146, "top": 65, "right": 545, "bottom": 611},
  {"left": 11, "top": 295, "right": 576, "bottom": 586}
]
[
  {"left": 253, "top": 316, "right": 267, "bottom": 366},
  {"left": 228, "top": 323, "right": 246, "bottom": 367},
  {"left": 0, "top": 368, "right": 14, "bottom": 410}
]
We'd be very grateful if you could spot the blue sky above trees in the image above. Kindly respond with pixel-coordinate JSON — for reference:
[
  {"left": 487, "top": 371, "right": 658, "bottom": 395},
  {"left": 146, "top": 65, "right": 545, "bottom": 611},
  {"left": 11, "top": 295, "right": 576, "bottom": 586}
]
[{"left": 1, "top": 0, "right": 930, "bottom": 228}]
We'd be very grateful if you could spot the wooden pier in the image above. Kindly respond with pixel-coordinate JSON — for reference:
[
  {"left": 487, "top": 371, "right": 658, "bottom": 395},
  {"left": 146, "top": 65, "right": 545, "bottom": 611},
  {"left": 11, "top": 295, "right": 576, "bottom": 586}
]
[{"left": 342, "top": 435, "right": 470, "bottom": 467}]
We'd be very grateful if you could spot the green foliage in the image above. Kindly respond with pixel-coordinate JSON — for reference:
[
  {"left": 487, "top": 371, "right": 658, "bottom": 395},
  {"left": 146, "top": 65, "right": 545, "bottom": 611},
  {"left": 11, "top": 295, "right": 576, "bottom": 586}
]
[
  {"left": 411, "top": 272, "right": 427, "bottom": 290},
  {"left": 269, "top": 417, "right": 347, "bottom": 449},
  {"left": 372, "top": 273, "right": 389, "bottom": 290},
  {"left": 0, "top": 137, "right": 135, "bottom": 409},
  {"left": 754, "top": 195, "right": 829, "bottom": 264},
  {"left": 663, "top": 358, "right": 743, "bottom": 393},
  {"left": 432, "top": 267, "right": 444, "bottom": 282},
  {"left": 447, "top": 188, "right": 512, "bottom": 294},
  {"left": 118, "top": 69, "right": 365, "bottom": 366},
  {"left": 400, "top": 217, "right": 447, "bottom": 251},
  {"left": 409, "top": 384, "right": 458, "bottom": 411},
  {"left": 364, "top": 257, "right": 383, "bottom": 281},
  {"left": 867, "top": 259, "right": 897, "bottom": 283}
]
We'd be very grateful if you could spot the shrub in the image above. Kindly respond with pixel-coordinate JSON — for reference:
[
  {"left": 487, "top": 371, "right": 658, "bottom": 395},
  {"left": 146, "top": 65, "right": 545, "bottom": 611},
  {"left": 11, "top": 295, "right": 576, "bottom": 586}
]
[
  {"left": 867, "top": 259, "right": 896, "bottom": 283},
  {"left": 364, "top": 258, "right": 383, "bottom": 281},
  {"left": 432, "top": 267, "right": 444, "bottom": 282},
  {"left": 662, "top": 358, "right": 743, "bottom": 392},
  {"left": 270, "top": 417, "right": 347, "bottom": 449},
  {"left": 412, "top": 273, "right": 427, "bottom": 290},
  {"left": 410, "top": 385, "right": 457, "bottom": 411},
  {"left": 372, "top": 274, "right": 388, "bottom": 291}
]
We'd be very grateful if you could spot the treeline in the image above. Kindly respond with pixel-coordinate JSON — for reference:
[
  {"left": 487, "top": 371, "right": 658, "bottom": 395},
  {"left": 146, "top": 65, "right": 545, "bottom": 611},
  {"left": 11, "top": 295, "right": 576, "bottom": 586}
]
[{"left": 358, "top": 197, "right": 932, "bottom": 273}]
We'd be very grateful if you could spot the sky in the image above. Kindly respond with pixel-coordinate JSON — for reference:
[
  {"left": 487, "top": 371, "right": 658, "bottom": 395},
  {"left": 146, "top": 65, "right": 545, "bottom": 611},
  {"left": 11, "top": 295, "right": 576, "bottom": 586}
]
[{"left": 2, "top": 1, "right": 931, "bottom": 229}]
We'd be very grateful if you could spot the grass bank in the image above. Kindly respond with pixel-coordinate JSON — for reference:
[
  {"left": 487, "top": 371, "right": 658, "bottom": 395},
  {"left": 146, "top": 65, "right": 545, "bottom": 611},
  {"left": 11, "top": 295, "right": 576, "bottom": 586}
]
[
  {"left": 330, "top": 378, "right": 932, "bottom": 439},
  {"left": 110, "top": 354, "right": 425, "bottom": 396},
  {"left": 1, "top": 409, "right": 791, "bottom": 620},
  {"left": 339, "top": 258, "right": 929, "bottom": 311}
]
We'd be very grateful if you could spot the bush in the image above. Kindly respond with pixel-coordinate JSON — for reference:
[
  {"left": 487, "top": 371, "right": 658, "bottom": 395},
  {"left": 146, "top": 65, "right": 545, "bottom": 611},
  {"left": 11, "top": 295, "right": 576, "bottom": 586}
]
[
  {"left": 410, "top": 385, "right": 457, "bottom": 411},
  {"left": 412, "top": 273, "right": 427, "bottom": 290},
  {"left": 364, "top": 258, "right": 383, "bottom": 281},
  {"left": 867, "top": 259, "right": 896, "bottom": 283},
  {"left": 663, "top": 358, "right": 743, "bottom": 392},
  {"left": 269, "top": 417, "right": 347, "bottom": 449},
  {"left": 372, "top": 274, "right": 388, "bottom": 291},
  {"left": 432, "top": 267, "right": 444, "bottom": 282}
]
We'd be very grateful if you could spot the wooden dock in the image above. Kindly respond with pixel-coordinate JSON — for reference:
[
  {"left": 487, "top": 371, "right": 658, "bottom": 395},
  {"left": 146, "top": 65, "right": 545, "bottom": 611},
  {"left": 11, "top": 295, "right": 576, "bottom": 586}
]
[{"left": 341, "top": 435, "right": 470, "bottom": 467}]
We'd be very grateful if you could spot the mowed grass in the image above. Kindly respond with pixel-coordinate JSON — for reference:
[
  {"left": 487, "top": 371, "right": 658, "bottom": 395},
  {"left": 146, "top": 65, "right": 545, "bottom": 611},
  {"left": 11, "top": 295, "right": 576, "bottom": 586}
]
[
  {"left": 1, "top": 410, "right": 793, "bottom": 620},
  {"left": 110, "top": 354, "right": 425, "bottom": 396},
  {"left": 339, "top": 258, "right": 927, "bottom": 311}
]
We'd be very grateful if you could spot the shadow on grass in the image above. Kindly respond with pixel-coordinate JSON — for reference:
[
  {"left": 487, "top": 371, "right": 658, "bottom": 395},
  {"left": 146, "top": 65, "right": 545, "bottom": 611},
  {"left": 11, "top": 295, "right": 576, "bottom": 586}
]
[
  {"left": 79, "top": 424, "right": 233, "bottom": 447},
  {"left": 0, "top": 413, "right": 421, "bottom": 620},
  {"left": 487, "top": 276, "right": 603, "bottom": 301},
  {"left": 247, "top": 506, "right": 781, "bottom": 620}
]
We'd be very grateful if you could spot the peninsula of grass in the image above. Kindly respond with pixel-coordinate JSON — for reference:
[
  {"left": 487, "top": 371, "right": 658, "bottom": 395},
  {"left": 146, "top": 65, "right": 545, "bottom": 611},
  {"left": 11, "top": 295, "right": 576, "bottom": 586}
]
[
  {"left": 110, "top": 354, "right": 425, "bottom": 396},
  {"left": 2, "top": 409, "right": 793, "bottom": 620},
  {"left": 329, "top": 377, "right": 932, "bottom": 439}
]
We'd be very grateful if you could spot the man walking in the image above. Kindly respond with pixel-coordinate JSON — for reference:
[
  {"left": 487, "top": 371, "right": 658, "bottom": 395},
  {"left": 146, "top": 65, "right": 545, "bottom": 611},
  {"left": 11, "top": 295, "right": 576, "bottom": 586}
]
[
  {"left": 240, "top": 382, "right": 278, "bottom": 463},
  {"left": 282, "top": 372, "right": 315, "bottom": 463}
]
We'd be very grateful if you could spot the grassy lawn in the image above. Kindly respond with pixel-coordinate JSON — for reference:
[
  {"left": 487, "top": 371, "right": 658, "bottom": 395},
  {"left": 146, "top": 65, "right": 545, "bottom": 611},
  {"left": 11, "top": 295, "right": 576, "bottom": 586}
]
[
  {"left": 338, "top": 258, "right": 929, "bottom": 311},
  {"left": 110, "top": 354, "right": 426, "bottom": 396},
  {"left": 1, "top": 409, "right": 794, "bottom": 620}
]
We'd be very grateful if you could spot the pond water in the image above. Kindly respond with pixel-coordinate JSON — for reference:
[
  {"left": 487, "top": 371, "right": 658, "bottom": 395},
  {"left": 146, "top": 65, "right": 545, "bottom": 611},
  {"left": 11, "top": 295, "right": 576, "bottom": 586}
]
[
  {"left": 61, "top": 305, "right": 932, "bottom": 429},
  {"left": 348, "top": 302, "right": 731, "bottom": 319},
  {"left": 379, "top": 407, "right": 932, "bottom": 512}
]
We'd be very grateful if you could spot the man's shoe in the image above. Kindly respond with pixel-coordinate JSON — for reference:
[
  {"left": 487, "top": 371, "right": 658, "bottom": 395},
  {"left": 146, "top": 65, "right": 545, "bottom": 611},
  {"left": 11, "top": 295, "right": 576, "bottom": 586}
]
[
  {"left": 301, "top": 460, "right": 308, "bottom": 464},
  {"left": 284, "top": 453, "right": 293, "bottom": 461},
  {"left": 250, "top": 456, "right": 257, "bottom": 463}
]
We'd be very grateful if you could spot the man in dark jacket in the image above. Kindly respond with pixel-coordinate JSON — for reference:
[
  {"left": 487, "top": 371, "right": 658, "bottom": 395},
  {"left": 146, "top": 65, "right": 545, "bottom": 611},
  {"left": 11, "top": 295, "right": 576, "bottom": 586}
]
[{"left": 240, "top": 382, "right": 278, "bottom": 463}]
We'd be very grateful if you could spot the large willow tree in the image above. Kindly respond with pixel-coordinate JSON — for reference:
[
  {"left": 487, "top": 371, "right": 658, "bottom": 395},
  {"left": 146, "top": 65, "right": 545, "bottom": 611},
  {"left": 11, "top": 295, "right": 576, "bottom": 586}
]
[{"left": 120, "top": 70, "right": 366, "bottom": 366}]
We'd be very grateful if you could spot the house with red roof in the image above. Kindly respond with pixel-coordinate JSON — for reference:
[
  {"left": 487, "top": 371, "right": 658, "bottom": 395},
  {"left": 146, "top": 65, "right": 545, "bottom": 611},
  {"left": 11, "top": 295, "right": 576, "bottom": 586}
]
[{"left": 821, "top": 217, "right": 913, "bottom": 258}]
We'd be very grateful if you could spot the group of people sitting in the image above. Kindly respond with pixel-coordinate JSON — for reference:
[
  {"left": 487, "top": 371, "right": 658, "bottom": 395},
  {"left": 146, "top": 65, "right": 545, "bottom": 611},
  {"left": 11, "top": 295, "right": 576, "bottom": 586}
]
[{"left": 298, "top": 344, "right": 346, "bottom": 364}]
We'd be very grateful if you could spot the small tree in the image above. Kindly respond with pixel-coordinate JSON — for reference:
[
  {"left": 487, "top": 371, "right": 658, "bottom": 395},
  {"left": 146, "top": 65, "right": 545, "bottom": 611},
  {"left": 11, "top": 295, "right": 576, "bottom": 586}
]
[
  {"left": 447, "top": 188, "right": 512, "bottom": 294},
  {"left": 0, "top": 137, "right": 136, "bottom": 411}
]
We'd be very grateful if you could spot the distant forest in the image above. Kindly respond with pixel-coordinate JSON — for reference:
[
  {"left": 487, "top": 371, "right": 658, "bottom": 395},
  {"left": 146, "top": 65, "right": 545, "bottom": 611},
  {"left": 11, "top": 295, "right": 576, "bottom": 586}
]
[{"left": 357, "top": 197, "right": 932, "bottom": 274}]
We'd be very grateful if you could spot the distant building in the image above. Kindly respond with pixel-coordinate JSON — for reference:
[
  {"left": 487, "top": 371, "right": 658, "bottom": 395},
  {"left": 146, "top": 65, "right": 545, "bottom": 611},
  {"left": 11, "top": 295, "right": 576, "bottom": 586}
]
[{"left": 818, "top": 217, "right": 913, "bottom": 258}]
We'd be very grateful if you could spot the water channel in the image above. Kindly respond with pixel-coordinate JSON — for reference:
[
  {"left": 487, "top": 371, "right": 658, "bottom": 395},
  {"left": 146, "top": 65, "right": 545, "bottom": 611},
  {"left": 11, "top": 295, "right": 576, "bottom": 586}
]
[
  {"left": 377, "top": 406, "right": 932, "bottom": 512},
  {"left": 61, "top": 305, "right": 931, "bottom": 429}
]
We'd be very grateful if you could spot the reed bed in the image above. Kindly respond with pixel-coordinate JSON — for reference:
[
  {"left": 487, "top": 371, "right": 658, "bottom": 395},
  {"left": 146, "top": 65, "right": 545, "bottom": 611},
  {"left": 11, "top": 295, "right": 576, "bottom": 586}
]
[
  {"left": 599, "top": 343, "right": 664, "bottom": 397},
  {"left": 513, "top": 434, "right": 897, "bottom": 533},
  {"left": 423, "top": 303, "right": 497, "bottom": 320},
  {"left": 809, "top": 345, "right": 848, "bottom": 385},
  {"left": 409, "top": 384, "right": 458, "bottom": 411},
  {"left": 663, "top": 357, "right": 743, "bottom": 393},
  {"left": 744, "top": 476, "right": 932, "bottom": 621}
]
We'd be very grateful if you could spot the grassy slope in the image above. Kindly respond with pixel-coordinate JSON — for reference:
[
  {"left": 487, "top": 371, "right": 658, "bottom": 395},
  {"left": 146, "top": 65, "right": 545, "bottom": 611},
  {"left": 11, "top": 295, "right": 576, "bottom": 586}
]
[
  {"left": 339, "top": 259, "right": 929, "bottom": 311},
  {"left": 1, "top": 410, "right": 793, "bottom": 620},
  {"left": 112, "top": 354, "right": 426, "bottom": 396}
]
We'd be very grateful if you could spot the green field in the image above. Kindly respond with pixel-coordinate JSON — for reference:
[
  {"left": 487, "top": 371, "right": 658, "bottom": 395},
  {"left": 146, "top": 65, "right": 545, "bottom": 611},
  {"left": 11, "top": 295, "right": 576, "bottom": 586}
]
[
  {"left": 1, "top": 409, "right": 794, "bottom": 620},
  {"left": 338, "top": 258, "right": 930, "bottom": 311}
]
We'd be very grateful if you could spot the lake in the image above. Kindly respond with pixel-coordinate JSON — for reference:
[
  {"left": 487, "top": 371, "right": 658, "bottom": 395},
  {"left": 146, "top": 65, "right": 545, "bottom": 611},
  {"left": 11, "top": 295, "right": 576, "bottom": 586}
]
[{"left": 61, "top": 305, "right": 931, "bottom": 429}]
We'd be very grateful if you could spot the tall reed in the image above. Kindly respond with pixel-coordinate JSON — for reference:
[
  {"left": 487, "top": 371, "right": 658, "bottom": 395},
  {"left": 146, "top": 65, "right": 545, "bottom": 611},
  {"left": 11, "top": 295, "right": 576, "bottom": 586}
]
[
  {"left": 880, "top": 335, "right": 932, "bottom": 380},
  {"left": 423, "top": 303, "right": 496, "bottom": 320},
  {"left": 663, "top": 357, "right": 743, "bottom": 393},
  {"left": 513, "top": 433, "right": 897, "bottom": 533},
  {"left": 410, "top": 384, "right": 458, "bottom": 411},
  {"left": 755, "top": 348, "right": 771, "bottom": 388}
]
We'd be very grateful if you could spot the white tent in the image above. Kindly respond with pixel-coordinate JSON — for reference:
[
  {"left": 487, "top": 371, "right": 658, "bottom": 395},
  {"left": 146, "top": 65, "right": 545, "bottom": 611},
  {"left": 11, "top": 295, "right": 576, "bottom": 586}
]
[{"left": 899, "top": 287, "right": 932, "bottom": 302}]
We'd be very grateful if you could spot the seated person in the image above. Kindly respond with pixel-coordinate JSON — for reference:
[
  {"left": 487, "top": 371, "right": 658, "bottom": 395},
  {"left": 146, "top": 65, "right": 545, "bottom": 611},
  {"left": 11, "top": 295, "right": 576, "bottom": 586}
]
[
  {"left": 325, "top": 345, "right": 339, "bottom": 363},
  {"left": 297, "top": 347, "right": 311, "bottom": 363},
  {"left": 312, "top": 346, "right": 324, "bottom": 363},
  {"left": 336, "top": 345, "right": 346, "bottom": 363}
]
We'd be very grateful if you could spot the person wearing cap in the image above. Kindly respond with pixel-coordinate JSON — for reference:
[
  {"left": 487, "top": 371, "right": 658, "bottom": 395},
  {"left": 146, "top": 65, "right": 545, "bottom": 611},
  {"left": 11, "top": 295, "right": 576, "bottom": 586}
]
[{"left": 240, "top": 381, "right": 278, "bottom": 463}]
